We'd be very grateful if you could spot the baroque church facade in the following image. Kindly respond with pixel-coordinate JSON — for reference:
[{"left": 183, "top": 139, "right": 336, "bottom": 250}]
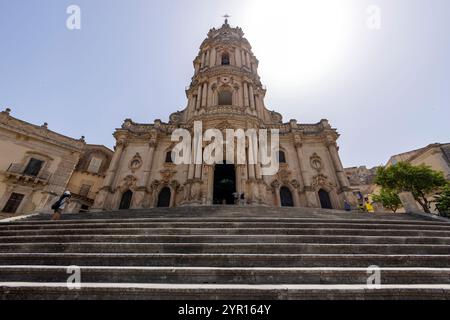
[{"left": 93, "top": 20, "right": 355, "bottom": 211}]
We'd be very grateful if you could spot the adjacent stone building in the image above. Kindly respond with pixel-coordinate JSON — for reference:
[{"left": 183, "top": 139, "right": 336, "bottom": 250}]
[
  {"left": 93, "top": 20, "right": 355, "bottom": 211},
  {"left": 345, "top": 166, "right": 379, "bottom": 204},
  {"left": 0, "top": 108, "right": 113, "bottom": 216},
  {"left": 66, "top": 144, "right": 113, "bottom": 213},
  {"left": 386, "top": 143, "right": 450, "bottom": 179},
  {"left": 0, "top": 108, "right": 85, "bottom": 215}
]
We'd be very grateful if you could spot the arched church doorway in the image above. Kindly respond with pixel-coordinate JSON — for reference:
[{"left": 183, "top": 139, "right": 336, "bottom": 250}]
[
  {"left": 280, "top": 187, "right": 294, "bottom": 207},
  {"left": 119, "top": 190, "right": 133, "bottom": 210},
  {"left": 157, "top": 187, "right": 171, "bottom": 208},
  {"left": 319, "top": 189, "right": 333, "bottom": 209},
  {"left": 213, "top": 163, "right": 236, "bottom": 205}
]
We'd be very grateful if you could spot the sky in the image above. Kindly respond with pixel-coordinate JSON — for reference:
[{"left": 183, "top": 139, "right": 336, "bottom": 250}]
[{"left": 0, "top": 0, "right": 449, "bottom": 168}]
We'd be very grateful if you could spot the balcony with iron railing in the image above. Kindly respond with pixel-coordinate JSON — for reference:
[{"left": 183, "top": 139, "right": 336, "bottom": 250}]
[{"left": 5, "top": 163, "right": 51, "bottom": 185}]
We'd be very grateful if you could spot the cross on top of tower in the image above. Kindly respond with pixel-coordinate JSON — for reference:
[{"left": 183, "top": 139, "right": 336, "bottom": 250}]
[{"left": 222, "top": 14, "right": 231, "bottom": 25}]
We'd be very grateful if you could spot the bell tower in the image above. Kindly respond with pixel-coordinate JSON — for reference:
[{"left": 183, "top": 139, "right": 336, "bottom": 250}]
[{"left": 184, "top": 19, "right": 273, "bottom": 123}]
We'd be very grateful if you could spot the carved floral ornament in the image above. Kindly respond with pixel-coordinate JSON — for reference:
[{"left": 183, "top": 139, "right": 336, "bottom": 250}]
[{"left": 310, "top": 153, "right": 323, "bottom": 172}]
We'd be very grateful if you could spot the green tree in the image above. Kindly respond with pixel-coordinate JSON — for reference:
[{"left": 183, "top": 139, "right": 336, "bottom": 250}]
[
  {"left": 435, "top": 184, "right": 450, "bottom": 217},
  {"left": 372, "top": 189, "right": 402, "bottom": 213},
  {"left": 374, "top": 162, "right": 447, "bottom": 213}
]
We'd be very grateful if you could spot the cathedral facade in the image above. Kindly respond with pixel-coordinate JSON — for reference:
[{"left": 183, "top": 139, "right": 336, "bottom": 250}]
[{"left": 93, "top": 21, "right": 355, "bottom": 211}]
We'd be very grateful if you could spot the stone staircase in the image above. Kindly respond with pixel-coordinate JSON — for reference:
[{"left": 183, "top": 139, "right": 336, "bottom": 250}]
[{"left": 0, "top": 206, "right": 450, "bottom": 300}]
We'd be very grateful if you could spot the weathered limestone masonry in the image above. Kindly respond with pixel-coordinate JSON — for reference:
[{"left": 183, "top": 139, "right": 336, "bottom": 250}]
[
  {"left": 93, "top": 21, "right": 356, "bottom": 212},
  {"left": 0, "top": 108, "right": 85, "bottom": 215}
]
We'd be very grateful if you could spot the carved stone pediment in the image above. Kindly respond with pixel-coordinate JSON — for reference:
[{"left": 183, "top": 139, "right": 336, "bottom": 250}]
[
  {"left": 271, "top": 180, "right": 281, "bottom": 190},
  {"left": 311, "top": 174, "right": 335, "bottom": 191},
  {"left": 150, "top": 180, "right": 161, "bottom": 192},
  {"left": 277, "top": 168, "right": 292, "bottom": 184},
  {"left": 217, "top": 120, "right": 234, "bottom": 131},
  {"left": 120, "top": 175, "right": 137, "bottom": 191},
  {"left": 160, "top": 169, "right": 177, "bottom": 183}
]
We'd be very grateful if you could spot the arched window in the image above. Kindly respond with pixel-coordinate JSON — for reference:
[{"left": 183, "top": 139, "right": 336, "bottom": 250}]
[
  {"left": 157, "top": 187, "right": 171, "bottom": 208},
  {"left": 218, "top": 90, "right": 233, "bottom": 106},
  {"left": 278, "top": 151, "right": 287, "bottom": 164},
  {"left": 280, "top": 187, "right": 294, "bottom": 207},
  {"left": 119, "top": 190, "right": 133, "bottom": 210},
  {"left": 165, "top": 151, "right": 173, "bottom": 164},
  {"left": 221, "top": 53, "right": 230, "bottom": 66}
]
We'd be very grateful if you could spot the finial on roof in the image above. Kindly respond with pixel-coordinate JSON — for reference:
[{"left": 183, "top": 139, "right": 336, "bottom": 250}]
[
  {"left": 222, "top": 14, "right": 231, "bottom": 26},
  {"left": 3, "top": 107, "right": 11, "bottom": 115}
]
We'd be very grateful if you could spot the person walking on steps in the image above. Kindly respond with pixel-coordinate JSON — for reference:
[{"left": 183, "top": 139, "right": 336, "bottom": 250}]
[{"left": 51, "top": 191, "right": 71, "bottom": 221}]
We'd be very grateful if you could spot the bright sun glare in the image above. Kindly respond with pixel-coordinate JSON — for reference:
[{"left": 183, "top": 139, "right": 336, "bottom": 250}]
[{"left": 241, "top": 0, "right": 353, "bottom": 91}]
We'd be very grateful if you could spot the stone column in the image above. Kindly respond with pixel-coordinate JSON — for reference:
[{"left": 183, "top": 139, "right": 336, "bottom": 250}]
[
  {"left": 93, "top": 140, "right": 126, "bottom": 210},
  {"left": 196, "top": 86, "right": 202, "bottom": 110},
  {"left": 272, "top": 182, "right": 281, "bottom": 207},
  {"left": 205, "top": 50, "right": 210, "bottom": 68},
  {"left": 143, "top": 141, "right": 157, "bottom": 188},
  {"left": 249, "top": 85, "right": 255, "bottom": 110},
  {"left": 104, "top": 141, "right": 126, "bottom": 187},
  {"left": 201, "top": 51, "right": 206, "bottom": 68},
  {"left": 238, "top": 86, "right": 244, "bottom": 106},
  {"left": 247, "top": 149, "right": 256, "bottom": 179},
  {"left": 235, "top": 48, "right": 242, "bottom": 67},
  {"left": 255, "top": 94, "right": 262, "bottom": 117},
  {"left": 210, "top": 48, "right": 216, "bottom": 66},
  {"left": 236, "top": 165, "right": 243, "bottom": 195},
  {"left": 327, "top": 141, "right": 350, "bottom": 190},
  {"left": 294, "top": 140, "right": 316, "bottom": 208},
  {"left": 201, "top": 83, "right": 208, "bottom": 108},
  {"left": 205, "top": 165, "right": 214, "bottom": 205},
  {"left": 241, "top": 50, "right": 246, "bottom": 67},
  {"left": 243, "top": 83, "right": 250, "bottom": 108},
  {"left": 195, "top": 164, "right": 202, "bottom": 179},
  {"left": 132, "top": 140, "right": 157, "bottom": 209}
]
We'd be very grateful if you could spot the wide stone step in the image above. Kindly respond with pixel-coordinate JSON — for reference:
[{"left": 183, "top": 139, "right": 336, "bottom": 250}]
[
  {"left": 1, "top": 283, "right": 449, "bottom": 300},
  {"left": 1, "top": 234, "right": 450, "bottom": 245},
  {"left": 0, "top": 242, "right": 450, "bottom": 255},
  {"left": 1, "top": 266, "right": 449, "bottom": 285},
  {"left": 4, "top": 215, "right": 440, "bottom": 226},
  {"left": 2, "top": 221, "right": 450, "bottom": 232},
  {"left": 17, "top": 206, "right": 430, "bottom": 221},
  {"left": 1, "top": 253, "right": 449, "bottom": 267},
  {"left": 1, "top": 242, "right": 449, "bottom": 255},
  {"left": 1, "top": 227, "right": 449, "bottom": 238}
]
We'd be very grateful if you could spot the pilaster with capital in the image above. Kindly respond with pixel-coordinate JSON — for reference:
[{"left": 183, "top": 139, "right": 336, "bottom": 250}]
[
  {"left": 326, "top": 138, "right": 350, "bottom": 191},
  {"left": 293, "top": 136, "right": 315, "bottom": 207}
]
